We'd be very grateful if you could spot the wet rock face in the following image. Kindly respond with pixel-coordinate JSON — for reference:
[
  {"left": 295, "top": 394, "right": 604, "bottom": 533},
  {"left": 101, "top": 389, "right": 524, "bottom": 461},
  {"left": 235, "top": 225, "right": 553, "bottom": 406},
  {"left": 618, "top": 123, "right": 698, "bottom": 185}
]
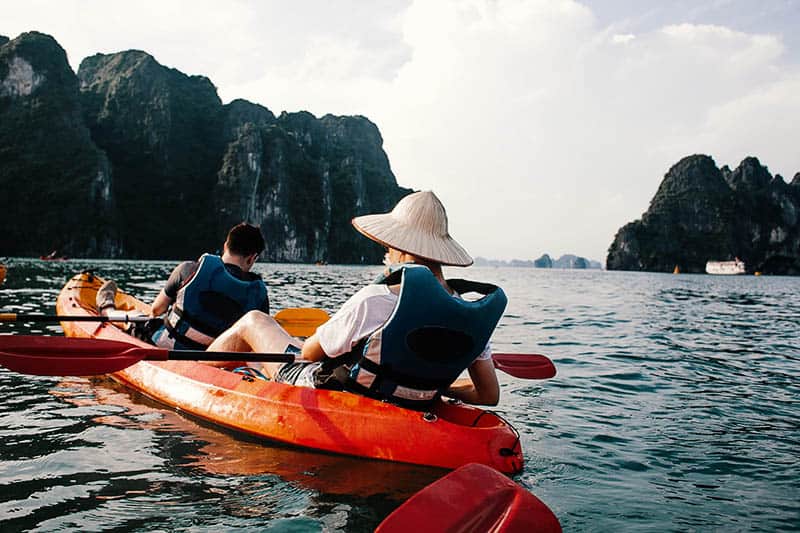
[
  {"left": 607, "top": 155, "right": 800, "bottom": 275},
  {"left": 1, "top": 31, "right": 410, "bottom": 262},
  {"left": 215, "top": 110, "right": 411, "bottom": 264},
  {"left": 1, "top": 56, "right": 44, "bottom": 97}
]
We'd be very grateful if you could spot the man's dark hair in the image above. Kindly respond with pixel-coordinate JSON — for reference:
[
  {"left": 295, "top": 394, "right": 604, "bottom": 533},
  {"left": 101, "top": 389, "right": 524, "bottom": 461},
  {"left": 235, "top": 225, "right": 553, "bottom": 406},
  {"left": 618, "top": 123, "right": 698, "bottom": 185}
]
[{"left": 225, "top": 223, "right": 265, "bottom": 256}]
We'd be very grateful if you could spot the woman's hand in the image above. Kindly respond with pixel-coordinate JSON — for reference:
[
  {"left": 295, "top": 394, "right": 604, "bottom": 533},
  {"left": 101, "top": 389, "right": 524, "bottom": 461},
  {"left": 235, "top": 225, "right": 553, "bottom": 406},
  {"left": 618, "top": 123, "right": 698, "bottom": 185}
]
[{"left": 445, "top": 358, "right": 500, "bottom": 406}]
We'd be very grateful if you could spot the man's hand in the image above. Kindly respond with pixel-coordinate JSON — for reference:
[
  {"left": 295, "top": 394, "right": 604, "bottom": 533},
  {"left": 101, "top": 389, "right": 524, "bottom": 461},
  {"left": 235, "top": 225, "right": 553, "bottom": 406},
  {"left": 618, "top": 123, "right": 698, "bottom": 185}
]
[{"left": 149, "top": 289, "right": 172, "bottom": 317}]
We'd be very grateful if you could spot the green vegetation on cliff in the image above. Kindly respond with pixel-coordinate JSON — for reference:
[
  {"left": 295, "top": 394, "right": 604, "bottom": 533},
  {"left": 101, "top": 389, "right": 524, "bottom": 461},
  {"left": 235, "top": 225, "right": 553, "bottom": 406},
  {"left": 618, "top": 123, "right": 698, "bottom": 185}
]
[
  {"left": 0, "top": 32, "right": 410, "bottom": 263},
  {"left": 0, "top": 32, "right": 118, "bottom": 257}
]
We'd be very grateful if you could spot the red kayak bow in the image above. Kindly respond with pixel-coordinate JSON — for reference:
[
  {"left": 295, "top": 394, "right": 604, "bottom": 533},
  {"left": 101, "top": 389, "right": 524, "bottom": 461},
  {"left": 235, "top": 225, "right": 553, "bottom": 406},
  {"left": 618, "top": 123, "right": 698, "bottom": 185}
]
[{"left": 376, "top": 463, "right": 561, "bottom": 532}]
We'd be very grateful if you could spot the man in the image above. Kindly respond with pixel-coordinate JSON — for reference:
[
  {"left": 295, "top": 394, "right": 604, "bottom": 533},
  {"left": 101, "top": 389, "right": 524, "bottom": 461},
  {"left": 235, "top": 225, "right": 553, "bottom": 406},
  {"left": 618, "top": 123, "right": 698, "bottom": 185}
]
[
  {"left": 207, "top": 192, "right": 505, "bottom": 407},
  {"left": 98, "top": 223, "right": 269, "bottom": 350}
]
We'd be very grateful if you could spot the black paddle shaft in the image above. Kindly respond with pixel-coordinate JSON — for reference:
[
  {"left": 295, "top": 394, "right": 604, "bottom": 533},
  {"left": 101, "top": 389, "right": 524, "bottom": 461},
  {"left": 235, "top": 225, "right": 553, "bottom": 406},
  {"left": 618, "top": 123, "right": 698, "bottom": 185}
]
[{"left": 165, "top": 350, "right": 295, "bottom": 363}]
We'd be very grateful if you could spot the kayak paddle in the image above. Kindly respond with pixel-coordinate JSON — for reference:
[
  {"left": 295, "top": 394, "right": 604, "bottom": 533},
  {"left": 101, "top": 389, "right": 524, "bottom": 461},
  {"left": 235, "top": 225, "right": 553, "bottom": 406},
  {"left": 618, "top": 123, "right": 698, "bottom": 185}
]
[
  {"left": 0, "top": 336, "right": 295, "bottom": 376},
  {"left": 275, "top": 311, "right": 555, "bottom": 379},
  {"left": 0, "top": 312, "right": 156, "bottom": 324},
  {"left": 492, "top": 352, "right": 556, "bottom": 379},
  {"left": 0, "top": 335, "right": 555, "bottom": 380},
  {"left": 3, "top": 309, "right": 554, "bottom": 376},
  {"left": 0, "top": 307, "right": 328, "bottom": 328},
  {"left": 271, "top": 309, "right": 556, "bottom": 378},
  {"left": 274, "top": 307, "right": 329, "bottom": 336},
  {"left": 0, "top": 308, "right": 328, "bottom": 346}
]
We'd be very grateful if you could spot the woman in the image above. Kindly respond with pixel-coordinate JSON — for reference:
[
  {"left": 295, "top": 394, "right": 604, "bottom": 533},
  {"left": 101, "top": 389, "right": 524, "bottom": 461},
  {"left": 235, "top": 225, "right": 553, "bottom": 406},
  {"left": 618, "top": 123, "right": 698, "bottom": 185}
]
[{"left": 208, "top": 191, "right": 506, "bottom": 407}]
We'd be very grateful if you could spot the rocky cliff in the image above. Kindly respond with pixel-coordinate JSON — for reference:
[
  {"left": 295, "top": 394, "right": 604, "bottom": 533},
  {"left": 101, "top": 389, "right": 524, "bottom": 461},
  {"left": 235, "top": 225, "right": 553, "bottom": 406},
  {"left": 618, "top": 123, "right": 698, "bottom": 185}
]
[
  {"left": 0, "top": 32, "right": 118, "bottom": 257},
  {"left": 607, "top": 155, "right": 800, "bottom": 275},
  {"left": 532, "top": 254, "right": 601, "bottom": 269},
  {"left": 0, "top": 32, "right": 410, "bottom": 262},
  {"left": 551, "top": 254, "right": 602, "bottom": 269}
]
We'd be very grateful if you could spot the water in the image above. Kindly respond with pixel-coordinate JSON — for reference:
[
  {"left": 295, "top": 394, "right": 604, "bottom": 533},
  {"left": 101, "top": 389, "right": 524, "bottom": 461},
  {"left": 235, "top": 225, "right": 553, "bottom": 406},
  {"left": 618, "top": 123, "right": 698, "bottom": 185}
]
[{"left": 1, "top": 258, "right": 798, "bottom": 531}]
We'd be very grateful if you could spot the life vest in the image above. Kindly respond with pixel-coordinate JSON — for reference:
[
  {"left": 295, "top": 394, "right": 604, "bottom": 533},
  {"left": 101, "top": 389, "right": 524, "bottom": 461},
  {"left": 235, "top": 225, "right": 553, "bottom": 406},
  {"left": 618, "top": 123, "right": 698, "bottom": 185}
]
[
  {"left": 332, "top": 264, "right": 507, "bottom": 409},
  {"left": 157, "top": 254, "right": 267, "bottom": 349}
]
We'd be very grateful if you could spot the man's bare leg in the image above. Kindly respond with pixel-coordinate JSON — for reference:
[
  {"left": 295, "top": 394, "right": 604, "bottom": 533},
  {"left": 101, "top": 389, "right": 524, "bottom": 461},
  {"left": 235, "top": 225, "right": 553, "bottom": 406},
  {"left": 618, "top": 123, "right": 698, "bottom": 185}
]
[{"left": 207, "top": 310, "right": 303, "bottom": 378}]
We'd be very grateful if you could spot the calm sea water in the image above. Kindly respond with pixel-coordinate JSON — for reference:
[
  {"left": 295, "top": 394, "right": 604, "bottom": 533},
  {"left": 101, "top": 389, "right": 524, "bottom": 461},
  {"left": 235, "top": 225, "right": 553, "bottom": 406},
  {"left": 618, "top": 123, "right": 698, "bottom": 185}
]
[{"left": 0, "top": 259, "right": 798, "bottom": 532}]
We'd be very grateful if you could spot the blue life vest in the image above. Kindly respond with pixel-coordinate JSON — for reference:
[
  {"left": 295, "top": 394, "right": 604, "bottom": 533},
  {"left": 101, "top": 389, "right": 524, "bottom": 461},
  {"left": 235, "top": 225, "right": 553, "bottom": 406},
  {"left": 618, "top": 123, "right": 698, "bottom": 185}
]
[
  {"left": 154, "top": 254, "right": 267, "bottom": 350},
  {"left": 333, "top": 264, "right": 507, "bottom": 409}
]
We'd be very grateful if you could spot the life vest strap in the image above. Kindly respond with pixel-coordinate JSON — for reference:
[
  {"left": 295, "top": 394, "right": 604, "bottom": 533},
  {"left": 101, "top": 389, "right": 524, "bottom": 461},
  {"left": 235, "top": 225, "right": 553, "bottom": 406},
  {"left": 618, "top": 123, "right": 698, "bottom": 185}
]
[
  {"left": 343, "top": 356, "right": 442, "bottom": 408},
  {"left": 357, "top": 356, "right": 444, "bottom": 390},
  {"left": 162, "top": 319, "right": 208, "bottom": 350},
  {"left": 165, "top": 308, "right": 216, "bottom": 348}
]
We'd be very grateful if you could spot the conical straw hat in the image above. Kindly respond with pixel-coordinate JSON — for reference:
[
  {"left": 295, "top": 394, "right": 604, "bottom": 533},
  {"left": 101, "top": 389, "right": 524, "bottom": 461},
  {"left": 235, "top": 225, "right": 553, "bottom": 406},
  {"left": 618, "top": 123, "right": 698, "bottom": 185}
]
[{"left": 352, "top": 191, "right": 473, "bottom": 267}]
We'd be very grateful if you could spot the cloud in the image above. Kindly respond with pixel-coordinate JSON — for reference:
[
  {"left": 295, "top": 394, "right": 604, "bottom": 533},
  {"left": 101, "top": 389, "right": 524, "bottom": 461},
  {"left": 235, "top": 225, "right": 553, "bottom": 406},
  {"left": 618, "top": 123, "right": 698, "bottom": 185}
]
[
  {"left": 2, "top": 1, "right": 411, "bottom": 104},
  {"left": 612, "top": 34, "right": 636, "bottom": 44},
  {"left": 2, "top": 0, "right": 798, "bottom": 262},
  {"left": 364, "top": 1, "right": 800, "bottom": 261}
]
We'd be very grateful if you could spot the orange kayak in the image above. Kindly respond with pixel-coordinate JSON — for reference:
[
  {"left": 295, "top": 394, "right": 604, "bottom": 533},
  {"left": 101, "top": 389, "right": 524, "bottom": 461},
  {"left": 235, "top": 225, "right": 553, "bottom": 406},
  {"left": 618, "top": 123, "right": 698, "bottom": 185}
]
[
  {"left": 0, "top": 263, "right": 5, "bottom": 286},
  {"left": 56, "top": 272, "right": 524, "bottom": 473}
]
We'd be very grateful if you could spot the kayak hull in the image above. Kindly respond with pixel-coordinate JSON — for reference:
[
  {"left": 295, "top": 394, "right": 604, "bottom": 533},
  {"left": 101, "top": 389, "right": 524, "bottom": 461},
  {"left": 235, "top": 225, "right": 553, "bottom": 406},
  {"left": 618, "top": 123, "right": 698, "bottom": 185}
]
[
  {"left": 376, "top": 463, "right": 561, "bottom": 533},
  {"left": 56, "top": 272, "right": 524, "bottom": 473}
]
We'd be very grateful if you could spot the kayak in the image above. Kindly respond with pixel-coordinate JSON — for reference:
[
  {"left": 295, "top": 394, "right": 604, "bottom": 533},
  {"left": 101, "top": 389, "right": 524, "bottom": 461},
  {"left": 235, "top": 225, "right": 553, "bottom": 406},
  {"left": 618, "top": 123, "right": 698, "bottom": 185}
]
[
  {"left": 56, "top": 272, "right": 524, "bottom": 473},
  {"left": 0, "top": 263, "right": 5, "bottom": 286},
  {"left": 376, "top": 463, "right": 561, "bottom": 532}
]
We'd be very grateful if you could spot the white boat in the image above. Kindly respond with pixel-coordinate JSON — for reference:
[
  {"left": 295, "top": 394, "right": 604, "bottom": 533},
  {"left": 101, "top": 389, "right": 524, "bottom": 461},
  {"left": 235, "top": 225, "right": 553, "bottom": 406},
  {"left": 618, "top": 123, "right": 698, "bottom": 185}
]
[{"left": 705, "top": 259, "right": 746, "bottom": 275}]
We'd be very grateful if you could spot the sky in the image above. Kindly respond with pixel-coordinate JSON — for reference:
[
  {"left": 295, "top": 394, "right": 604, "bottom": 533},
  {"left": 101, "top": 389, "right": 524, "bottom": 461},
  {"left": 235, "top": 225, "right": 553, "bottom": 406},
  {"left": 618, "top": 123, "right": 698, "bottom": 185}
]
[{"left": 4, "top": 0, "right": 800, "bottom": 263}]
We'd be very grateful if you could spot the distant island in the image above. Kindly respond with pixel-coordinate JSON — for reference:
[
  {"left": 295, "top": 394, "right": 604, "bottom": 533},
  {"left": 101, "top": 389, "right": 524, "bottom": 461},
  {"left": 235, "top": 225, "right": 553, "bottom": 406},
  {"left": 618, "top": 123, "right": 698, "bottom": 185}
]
[
  {"left": 606, "top": 155, "right": 800, "bottom": 275},
  {"left": 473, "top": 254, "right": 602, "bottom": 269},
  {"left": 0, "top": 31, "right": 410, "bottom": 263}
]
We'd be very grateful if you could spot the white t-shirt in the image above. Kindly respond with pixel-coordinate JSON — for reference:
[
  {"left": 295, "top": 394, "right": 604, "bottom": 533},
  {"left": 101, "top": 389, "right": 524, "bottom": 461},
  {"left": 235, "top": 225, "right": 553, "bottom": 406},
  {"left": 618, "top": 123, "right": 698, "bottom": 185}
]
[{"left": 316, "top": 284, "right": 492, "bottom": 361}]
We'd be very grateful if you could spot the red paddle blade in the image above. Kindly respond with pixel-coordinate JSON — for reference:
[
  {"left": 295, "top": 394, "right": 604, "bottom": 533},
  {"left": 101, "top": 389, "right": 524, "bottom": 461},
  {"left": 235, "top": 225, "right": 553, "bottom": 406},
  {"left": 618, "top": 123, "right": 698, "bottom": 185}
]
[
  {"left": 376, "top": 463, "right": 561, "bottom": 533},
  {"left": 492, "top": 353, "right": 557, "bottom": 379},
  {"left": 0, "top": 336, "right": 157, "bottom": 376}
]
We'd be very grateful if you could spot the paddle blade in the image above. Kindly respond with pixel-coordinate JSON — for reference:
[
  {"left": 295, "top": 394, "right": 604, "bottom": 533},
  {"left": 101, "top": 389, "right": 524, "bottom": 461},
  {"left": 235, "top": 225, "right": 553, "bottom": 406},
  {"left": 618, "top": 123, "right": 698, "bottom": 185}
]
[
  {"left": 376, "top": 463, "right": 561, "bottom": 533},
  {"left": 275, "top": 307, "right": 330, "bottom": 337},
  {"left": 0, "top": 336, "right": 152, "bottom": 376},
  {"left": 492, "top": 353, "right": 556, "bottom": 379}
]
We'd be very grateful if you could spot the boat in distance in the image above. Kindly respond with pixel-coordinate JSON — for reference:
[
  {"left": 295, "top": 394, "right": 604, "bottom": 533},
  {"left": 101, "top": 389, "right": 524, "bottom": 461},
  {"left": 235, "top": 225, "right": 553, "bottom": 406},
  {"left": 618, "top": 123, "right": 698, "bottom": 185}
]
[{"left": 705, "top": 259, "right": 746, "bottom": 275}]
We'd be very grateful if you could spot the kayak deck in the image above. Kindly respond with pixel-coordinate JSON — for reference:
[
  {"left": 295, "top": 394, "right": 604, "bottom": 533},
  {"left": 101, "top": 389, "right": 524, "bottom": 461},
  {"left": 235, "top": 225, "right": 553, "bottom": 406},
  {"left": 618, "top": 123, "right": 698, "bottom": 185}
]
[{"left": 56, "top": 272, "right": 524, "bottom": 473}]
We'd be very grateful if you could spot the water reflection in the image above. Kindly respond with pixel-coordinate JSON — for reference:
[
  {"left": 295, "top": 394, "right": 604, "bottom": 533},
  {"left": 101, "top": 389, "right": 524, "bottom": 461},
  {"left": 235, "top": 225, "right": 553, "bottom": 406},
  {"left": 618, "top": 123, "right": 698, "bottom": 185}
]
[{"left": 54, "top": 376, "right": 442, "bottom": 499}]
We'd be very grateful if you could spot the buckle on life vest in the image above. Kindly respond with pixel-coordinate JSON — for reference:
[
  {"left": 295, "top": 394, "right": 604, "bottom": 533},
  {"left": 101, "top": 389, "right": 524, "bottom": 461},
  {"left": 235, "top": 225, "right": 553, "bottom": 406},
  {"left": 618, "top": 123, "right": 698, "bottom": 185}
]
[{"left": 351, "top": 365, "right": 438, "bottom": 401}]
